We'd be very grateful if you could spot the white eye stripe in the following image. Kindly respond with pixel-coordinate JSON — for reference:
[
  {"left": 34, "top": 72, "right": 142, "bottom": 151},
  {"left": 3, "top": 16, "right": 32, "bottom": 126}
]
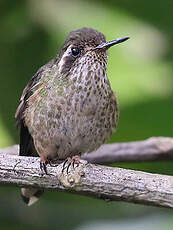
[{"left": 58, "top": 45, "right": 73, "bottom": 73}]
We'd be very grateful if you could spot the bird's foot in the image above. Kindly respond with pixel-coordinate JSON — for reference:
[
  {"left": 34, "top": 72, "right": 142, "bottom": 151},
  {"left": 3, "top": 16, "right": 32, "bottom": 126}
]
[
  {"left": 40, "top": 157, "right": 48, "bottom": 175},
  {"left": 62, "top": 155, "right": 81, "bottom": 174},
  {"left": 58, "top": 155, "right": 87, "bottom": 188}
]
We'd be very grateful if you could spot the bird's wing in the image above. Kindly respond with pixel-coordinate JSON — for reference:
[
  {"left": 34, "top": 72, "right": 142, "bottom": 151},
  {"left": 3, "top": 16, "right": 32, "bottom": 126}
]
[
  {"left": 15, "top": 69, "right": 43, "bottom": 156},
  {"left": 15, "top": 59, "right": 55, "bottom": 156}
]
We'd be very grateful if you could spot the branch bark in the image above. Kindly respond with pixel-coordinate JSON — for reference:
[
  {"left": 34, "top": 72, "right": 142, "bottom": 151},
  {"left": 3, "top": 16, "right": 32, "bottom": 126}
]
[
  {"left": 83, "top": 137, "right": 173, "bottom": 163},
  {"left": 0, "top": 151, "right": 173, "bottom": 209},
  {"left": 1, "top": 137, "right": 173, "bottom": 209}
]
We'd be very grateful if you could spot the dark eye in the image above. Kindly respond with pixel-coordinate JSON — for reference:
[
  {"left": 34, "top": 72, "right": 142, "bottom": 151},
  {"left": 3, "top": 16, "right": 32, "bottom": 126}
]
[{"left": 71, "top": 47, "right": 80, "bottom": 57}]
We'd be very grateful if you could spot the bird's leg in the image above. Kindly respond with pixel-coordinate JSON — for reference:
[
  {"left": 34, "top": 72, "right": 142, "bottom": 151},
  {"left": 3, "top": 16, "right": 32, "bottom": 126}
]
[
  {"left": 40, "top": 156, "right": 48, "bottom": 175},
  {"left": 72, "top": 155, "right": 80, "bottom": 169},
  {"left": 62, "top": 155, "right": 81, "bottom": 174}
]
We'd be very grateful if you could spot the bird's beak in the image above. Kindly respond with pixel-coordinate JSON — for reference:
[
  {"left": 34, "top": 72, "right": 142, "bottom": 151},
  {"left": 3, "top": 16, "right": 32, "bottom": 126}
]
[{"left": 94, "top": 37, "right": 129, "bottom": 50}]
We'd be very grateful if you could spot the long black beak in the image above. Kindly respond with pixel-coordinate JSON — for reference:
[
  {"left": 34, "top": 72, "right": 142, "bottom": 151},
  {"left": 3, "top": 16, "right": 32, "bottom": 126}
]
[{"left": 94, "top": 36, "right": 129, "bottom": 50}]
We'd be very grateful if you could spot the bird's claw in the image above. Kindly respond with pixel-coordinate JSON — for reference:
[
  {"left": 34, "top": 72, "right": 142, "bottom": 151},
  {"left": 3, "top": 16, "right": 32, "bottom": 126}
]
[
  {"left": 40, "top": 161, "right": 48, "bottom": 175},
  {"left": 62, "top": 155, "right": 81, "bottom": 174}
]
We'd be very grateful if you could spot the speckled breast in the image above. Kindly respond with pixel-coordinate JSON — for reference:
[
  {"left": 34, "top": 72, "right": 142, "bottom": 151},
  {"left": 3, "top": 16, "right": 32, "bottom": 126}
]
[{"left": 25, "top": 65, "right": 119, "bottom": 160}]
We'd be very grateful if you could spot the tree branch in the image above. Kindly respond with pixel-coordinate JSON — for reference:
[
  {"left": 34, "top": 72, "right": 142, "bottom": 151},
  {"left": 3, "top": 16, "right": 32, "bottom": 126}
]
[
  {"left": 0, "top": 152, "right": 172, "bottom": 209},
  {"left": 83, "top": 137, "right": 173, "bottom": 163},
  {"left": 1, "top": 137, "right": 173, "bottom": 209},
  {"left": 1, "top": 137, "right": 173, "bottom": 163}
]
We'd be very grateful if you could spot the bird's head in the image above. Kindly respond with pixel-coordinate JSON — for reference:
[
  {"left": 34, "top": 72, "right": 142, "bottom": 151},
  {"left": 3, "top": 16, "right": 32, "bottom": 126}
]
[{"left": 57, "top": 27, "right": 129, "bottom": 75}]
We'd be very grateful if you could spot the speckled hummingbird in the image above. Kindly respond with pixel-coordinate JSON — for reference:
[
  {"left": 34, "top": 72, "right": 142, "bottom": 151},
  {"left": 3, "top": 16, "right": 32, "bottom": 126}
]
[{"left": 15, "top": 27, "right": 129, "bottom": 205}]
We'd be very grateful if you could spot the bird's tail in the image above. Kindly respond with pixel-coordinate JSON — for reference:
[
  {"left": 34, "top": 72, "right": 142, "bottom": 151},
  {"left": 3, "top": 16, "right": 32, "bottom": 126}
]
[{"left": 21, "top": 188, "right": 44, "bottom": 206}]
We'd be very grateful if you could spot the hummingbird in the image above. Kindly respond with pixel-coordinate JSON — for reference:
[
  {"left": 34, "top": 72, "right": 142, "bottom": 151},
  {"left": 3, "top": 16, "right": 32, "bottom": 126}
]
[{"left": 15, "top": 27, "right": 129, "bottom": 205}]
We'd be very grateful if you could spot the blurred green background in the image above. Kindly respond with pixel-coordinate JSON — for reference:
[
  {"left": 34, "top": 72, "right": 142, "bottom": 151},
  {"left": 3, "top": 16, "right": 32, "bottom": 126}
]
[{"left": 0, "top": 0, "right": 173, "bottom": 229}]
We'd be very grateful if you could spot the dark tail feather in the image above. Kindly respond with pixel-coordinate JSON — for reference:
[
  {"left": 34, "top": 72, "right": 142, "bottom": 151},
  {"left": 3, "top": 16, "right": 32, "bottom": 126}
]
[{"left": 21, "top": 188, "right": 44, "bottom": 206}]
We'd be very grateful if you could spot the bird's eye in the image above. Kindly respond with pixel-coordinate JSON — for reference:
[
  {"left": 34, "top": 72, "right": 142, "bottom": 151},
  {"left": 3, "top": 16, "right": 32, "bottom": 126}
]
[{"left": 71, "top": 47, "right": 80, "bottom": 57}]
